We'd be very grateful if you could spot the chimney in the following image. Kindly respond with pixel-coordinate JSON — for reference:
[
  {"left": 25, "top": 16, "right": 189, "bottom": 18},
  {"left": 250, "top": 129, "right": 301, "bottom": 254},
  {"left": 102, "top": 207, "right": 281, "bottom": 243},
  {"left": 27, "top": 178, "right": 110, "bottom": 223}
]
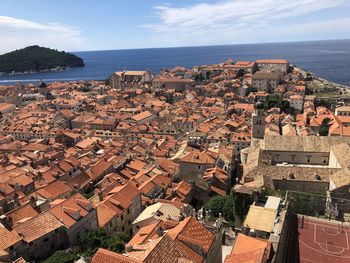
[
  {"left": 29, "top": 196, "right": 37, "bottom": 208},
  {"left": 125, "top": 244, "right": 133, "bottom": 252},
  {"left": 205, "top": 210, "right": 209, "bottom": 222},
  {"left": 155, "top": 226, "right": 164, "bottom": 237},
  {"left": 218, "top": 213, "right": 222, "bottom": 224},
  {"left": 0, "top": 215, "right": 7, "bottom": 228},
  {"left": 0, "top": 215, "right": 13, "bottom": 229},
  {"left": 96, "top": 189, "right": 103, "bottom": 202}
]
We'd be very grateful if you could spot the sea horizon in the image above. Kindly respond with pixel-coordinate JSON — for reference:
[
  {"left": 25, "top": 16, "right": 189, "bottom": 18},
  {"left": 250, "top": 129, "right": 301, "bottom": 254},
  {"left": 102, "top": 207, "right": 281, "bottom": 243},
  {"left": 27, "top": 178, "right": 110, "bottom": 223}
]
[{"left": 69, "top": 38, "right": 350, "bottom": 53}]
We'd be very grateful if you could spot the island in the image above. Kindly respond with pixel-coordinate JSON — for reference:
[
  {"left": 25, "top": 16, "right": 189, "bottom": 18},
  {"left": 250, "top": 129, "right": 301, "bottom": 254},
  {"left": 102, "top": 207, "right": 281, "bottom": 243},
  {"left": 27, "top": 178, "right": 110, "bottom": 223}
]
[{"left": 0, "top": 45, "right": 84, "bottom": 75}]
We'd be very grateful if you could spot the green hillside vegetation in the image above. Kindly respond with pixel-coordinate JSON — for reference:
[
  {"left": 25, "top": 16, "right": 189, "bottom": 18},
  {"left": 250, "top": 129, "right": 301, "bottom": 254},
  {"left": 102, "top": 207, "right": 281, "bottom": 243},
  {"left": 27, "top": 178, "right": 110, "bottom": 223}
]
[{"left": 0, "top": 45, "right": 84, "bottom": 74}]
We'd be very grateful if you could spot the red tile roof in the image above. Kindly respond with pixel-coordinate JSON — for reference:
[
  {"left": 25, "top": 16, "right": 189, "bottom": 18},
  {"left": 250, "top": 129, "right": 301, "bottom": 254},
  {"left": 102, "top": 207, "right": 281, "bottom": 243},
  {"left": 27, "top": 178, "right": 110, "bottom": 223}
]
[
  {"left": 5, "top": 203, "right": 39, "bottom": 227},
  {"left": 13, "top": 212, "right": 62, "bottom": 242},
  {"left": 92, "top": 248, "right": 141, "bottom": 263},
  {"left": 49, "top": 193, "right": 95, "bottom": 228},
  {"left": 168, "top": 217, "right": 215, "bottom": 254},
  {"left": 36, "top": 180, "right": 72, "bottom": 200},
  {"left": 224, "top": 234, "right": 270, "bottom": 263},
  {"left": 180, "top": 151, "right": 215, "bottom": 165},
  {"left": 0, "top": 226, "right": 22, "bottom": 251}
]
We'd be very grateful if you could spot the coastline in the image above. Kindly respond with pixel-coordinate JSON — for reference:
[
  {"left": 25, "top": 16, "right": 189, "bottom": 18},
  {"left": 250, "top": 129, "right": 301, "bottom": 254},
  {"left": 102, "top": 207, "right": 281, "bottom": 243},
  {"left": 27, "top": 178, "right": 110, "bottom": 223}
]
[
  {"left": 0, "top": 66, "right": 79, "bottom": 77},
  {"left": 293, "top": 65, "right": 350, "bottom": 97}
]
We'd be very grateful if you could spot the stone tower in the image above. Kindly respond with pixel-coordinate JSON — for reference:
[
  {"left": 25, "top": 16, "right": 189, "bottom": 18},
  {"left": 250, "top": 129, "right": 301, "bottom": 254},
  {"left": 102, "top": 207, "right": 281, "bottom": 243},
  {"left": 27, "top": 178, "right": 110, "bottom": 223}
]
[{"left": 251, "top": 101, "right": 265, "bottom": 139}]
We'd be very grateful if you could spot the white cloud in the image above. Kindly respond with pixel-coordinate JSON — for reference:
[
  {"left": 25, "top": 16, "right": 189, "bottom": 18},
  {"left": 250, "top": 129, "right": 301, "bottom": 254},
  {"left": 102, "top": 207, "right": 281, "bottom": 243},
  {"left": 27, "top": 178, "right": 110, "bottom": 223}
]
[
  {"left": 0, "top": 16, "right": 84, "bottom": 54},
  {"left": 143, "top": 0, "right": 350, "bottom": 46}
]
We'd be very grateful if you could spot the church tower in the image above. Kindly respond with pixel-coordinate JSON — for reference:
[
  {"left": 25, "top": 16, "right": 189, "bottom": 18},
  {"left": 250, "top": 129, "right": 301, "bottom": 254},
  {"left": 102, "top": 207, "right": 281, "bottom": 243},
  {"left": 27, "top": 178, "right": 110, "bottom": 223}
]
[{"left": 251, "top": 101, "right": 265, "bottom": 139}]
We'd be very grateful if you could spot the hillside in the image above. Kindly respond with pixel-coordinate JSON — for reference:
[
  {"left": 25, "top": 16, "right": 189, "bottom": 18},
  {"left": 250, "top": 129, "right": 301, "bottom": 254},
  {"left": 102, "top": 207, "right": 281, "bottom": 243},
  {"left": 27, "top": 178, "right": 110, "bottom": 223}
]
[{"left": 0, "top": 45, "right": 85, "bottom": 74}]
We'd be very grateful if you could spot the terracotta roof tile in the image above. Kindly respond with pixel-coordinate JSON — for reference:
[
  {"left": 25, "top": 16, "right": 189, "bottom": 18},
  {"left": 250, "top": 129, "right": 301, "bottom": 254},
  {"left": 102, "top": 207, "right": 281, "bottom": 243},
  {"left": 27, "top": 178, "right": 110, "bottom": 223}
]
[
  {"left": 36, "top": 180, "right": 72, "bottom": 200},
  {"left": 92, "top": 248, "right": 141, "bottom": 263},
  {"left": 0, "top": 226, "right": 22, "bottom": 251},
  {"left": 49, "top": 193, "right": 95, "bottom": 228},
  {"left": 224, "top": 234, "right": 270, "bottom": 263},
  {"left": 5, "top": 203, "right": 39, "bottom": 227},
  {"left": 13, "top": 212, "right": 62, "bottom": 242},
  {"left": 168, "top": 217, "right": 215, "bottom": 254}
]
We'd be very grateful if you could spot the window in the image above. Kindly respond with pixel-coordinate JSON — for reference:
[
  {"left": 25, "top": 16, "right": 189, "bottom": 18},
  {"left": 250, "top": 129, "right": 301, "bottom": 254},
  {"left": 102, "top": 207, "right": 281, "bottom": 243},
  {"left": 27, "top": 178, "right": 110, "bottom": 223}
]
[
  {"left": 44, "top": 238, "right": 49, "bottom": 242},
  {"left": 307, "top": 156, "right": 311, "bottom": 163},
  {"left": 197, "top": 165, "right": 201, "bottom": 170},
  {"left": 127, "top": 208, "right": 130, "bottom": 215},
  {"left": 29, "top": 242, "right": 33, "bottom": 246},
  {"left": 291, "top": 155, "right": 295, "bottom": 162},
  {"left": 121, "top": 215, "right": 124, "bottom": 221}
]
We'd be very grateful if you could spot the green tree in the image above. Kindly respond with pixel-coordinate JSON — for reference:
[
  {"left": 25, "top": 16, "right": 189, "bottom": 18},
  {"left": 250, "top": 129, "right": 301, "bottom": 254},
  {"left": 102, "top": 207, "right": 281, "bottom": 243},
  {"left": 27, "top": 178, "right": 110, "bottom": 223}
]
[
  {"left": 267, "top": 97, "right": 290, "bottom": 111},
  {"left": 223, "top": 192, "right": 235, "bottom": 222},
  {"left": 0, "top": 45, "right": 84, "bottom": 74},
  {"left": 319, "top": 118, "right": 331, "bottom": 136},
  {"left": 315, "top": 99, "right": 332, "bottom": 109},
  {"left": 235, "top": 192, "right": 254, "bottom": 221},
  {"left": 204, "top": 191, "right": 235, "bottom": 222},
  {"left": 43, "top": 250, "right": 78, "bottom": 263},
  {"left": 77, "top": 228, "right": 128, "bottom": 257},
  {"left": 203, "top": 195, "right": 226, "bottom": 218}
]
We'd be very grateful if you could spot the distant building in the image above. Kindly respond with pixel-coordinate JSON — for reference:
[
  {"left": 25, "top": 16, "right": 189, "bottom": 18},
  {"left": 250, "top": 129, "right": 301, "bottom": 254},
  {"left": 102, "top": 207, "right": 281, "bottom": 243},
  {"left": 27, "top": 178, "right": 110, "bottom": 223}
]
[
  {"left": 252, "top": 72, "right": 283, "bottom": 93},
  {"left": 289, "top": 94, "right": 304, "bottom": 111},
  {"left": 109, "top": 70, "right": 152, "bottom": 89},
  {"left": 153, "top": 77, "right": 194, "bottom": 92},
  {"left": 256, "top": 59, "right": 290, "bottom": 72},
  {"left": 335, "top": 105, "right": 350, "bottom": 116},
  {"left": 251, "top": 102, "right": 266, "bottom": 139},
  {"left": 0, "top": 103, "right": 15, "bottom": 116},
  {"left": 230, "top": 61, "right": 257, "bottom": 74}
]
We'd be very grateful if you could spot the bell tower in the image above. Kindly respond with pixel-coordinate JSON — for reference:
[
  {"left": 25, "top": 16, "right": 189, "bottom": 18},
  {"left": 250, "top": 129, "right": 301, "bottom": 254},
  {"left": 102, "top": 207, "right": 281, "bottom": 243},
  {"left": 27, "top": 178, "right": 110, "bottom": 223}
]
[{"left": 252, "top": 101, "right": 265, "bottom": 139}]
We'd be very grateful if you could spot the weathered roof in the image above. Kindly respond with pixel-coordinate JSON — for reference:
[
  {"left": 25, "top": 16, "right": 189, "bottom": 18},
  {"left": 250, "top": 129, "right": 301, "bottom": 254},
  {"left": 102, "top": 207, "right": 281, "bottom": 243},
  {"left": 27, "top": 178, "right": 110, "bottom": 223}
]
[
  {"left": 133, "top": 203, "right": 181, "bottom": 224},
  {"left": 263, "top": 135, "right": 350, "bottom": 152},
  {"left": 243, "top": 205, "right": 277, "bottom": 233}
]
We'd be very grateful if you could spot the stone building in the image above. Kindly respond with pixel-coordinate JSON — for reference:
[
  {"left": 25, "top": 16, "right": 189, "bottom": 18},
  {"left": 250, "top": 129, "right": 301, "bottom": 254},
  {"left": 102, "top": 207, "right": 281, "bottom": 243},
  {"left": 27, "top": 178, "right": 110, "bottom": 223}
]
[
  {"left": 178, "top": 151, "right": 215, "bottom": 182},
  {"left": 252, "top": 72, "right": 283, "bottom": 93},
  {"left": 251, "top": 102, "right": 265, "bottom": 139},
  {"left": 49, "top": 193, "right": 98, "bottom": 246},
  {"left": 289, "top": 94, "right": 304, "bottom": 112},
  {"left": 238, "top": 136, "right": 350, "bottom": 215},
  {"left": 96, "top": 182, "right": 142, "bottom": 236},
  {"left": 109, "top": 70, "right": 152, "bottom": 90},
  {"left": 255, "top": 59, "right": 290, "bottom": 72}
]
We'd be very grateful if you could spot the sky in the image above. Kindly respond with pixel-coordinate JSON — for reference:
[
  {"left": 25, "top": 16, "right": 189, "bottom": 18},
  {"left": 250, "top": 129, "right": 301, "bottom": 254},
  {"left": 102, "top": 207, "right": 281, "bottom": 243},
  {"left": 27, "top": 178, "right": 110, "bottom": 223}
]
[{"left": 0, "top": 0, "right": 350, "bottom": 54}]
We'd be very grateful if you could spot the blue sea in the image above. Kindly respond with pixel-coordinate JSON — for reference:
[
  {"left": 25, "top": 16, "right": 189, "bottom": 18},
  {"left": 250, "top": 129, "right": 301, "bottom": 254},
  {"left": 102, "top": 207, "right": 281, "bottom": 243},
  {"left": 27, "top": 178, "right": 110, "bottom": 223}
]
[{"left": 0, "top": 39, "right": 349, "bottom": 86}]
